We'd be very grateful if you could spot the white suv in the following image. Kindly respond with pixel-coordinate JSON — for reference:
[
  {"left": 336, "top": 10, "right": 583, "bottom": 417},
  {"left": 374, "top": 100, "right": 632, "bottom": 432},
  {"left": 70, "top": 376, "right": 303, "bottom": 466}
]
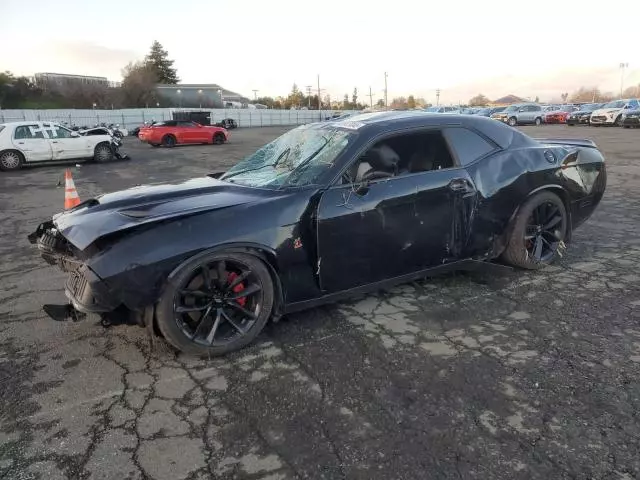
[
  {"left": 590, "top": 99, "right": 640, "bottom": 126},
  {"left": 0, "top": 121, "right": 114, "bottom": 171}
]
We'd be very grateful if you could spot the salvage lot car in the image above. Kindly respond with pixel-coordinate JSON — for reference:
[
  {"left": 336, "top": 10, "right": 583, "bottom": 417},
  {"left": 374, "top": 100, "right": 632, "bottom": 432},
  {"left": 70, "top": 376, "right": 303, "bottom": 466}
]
[
  {"left": 590, "top": 98, "right": 640, "bottom": 126},
  {"left": 138, "top": 120, "right": 228, "bottom": 147},
  {"left": 29, "top": 112, "right": 606, "bottom": 356},
  {"left": 622, "top": 108, "right": 640, "bottom": 128},
  {"left": 566, "top": 103, "right": 604, "bottom": 125},
  {"left": 0, "top": 121, "right": 115, "bottom": 170}
]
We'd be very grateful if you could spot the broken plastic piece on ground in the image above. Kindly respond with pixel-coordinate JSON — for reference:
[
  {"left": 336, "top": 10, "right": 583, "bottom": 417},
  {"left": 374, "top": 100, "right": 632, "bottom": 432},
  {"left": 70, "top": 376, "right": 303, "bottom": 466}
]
[{"left": 42, "top": 303, "right": 86, "bottom": 322}]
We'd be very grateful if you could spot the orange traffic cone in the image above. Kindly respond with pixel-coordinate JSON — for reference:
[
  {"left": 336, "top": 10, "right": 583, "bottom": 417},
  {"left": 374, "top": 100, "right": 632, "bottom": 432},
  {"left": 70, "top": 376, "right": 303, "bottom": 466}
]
[{"left": 64, "top": 169, "right": 81, "bottom": 209}]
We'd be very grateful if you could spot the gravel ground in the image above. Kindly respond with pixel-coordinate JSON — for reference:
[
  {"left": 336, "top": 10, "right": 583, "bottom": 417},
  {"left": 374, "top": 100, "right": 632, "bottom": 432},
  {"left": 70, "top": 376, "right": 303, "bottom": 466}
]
[{"left": 1, "top": 125, "right": 639, "bottom": 480}]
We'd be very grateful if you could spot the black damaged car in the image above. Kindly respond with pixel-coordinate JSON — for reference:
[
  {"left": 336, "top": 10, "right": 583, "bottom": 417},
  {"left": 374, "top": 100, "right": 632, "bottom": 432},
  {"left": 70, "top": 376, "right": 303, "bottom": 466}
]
[
  {"left": 566, "top": 103, "right": 603, "bottom": 125},
  {"left": 29, "top": 112, "right": 607, "bottom": 356}
]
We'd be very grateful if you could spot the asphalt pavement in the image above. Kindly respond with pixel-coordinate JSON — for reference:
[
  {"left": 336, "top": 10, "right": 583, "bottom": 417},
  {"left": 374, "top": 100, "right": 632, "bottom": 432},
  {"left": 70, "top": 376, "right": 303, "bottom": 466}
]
[{"left": 1, "top": 125, "right": 639, "bottom": 480}]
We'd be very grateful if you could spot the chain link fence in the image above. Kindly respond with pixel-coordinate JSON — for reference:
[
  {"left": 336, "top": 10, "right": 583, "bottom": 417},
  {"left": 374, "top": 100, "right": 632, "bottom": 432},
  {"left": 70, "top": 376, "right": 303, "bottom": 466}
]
[{"left": 0, "top": 108, "right": 353, "bottom": 132}]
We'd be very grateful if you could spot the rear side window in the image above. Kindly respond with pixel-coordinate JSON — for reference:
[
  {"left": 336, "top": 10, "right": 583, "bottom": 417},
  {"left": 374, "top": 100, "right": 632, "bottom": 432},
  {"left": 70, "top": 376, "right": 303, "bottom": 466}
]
[
  {"left": 14, "top": 125, "right": 45, "bottom": 139},
  {"left": 0, "top": 125, "right": 4, "bottom": 134},
  {"left": 443, "top": 127, "right": 497, "bottom": 166}
]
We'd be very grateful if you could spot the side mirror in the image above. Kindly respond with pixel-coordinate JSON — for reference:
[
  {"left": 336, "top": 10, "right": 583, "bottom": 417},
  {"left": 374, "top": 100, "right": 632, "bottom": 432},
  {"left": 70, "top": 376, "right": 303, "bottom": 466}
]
[{"left": 70, "top": 131, "right": 80, "bottom": 138}]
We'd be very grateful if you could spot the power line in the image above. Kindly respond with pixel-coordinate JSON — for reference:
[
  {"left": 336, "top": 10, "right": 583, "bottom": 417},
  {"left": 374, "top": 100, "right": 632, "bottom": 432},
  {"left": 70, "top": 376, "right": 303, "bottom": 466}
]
[
  {"left": 367, "top": 86, "right": 375, "bottom": 108},
  {"left": 305, "top": 85, "right": 312, "bottom": 108}
]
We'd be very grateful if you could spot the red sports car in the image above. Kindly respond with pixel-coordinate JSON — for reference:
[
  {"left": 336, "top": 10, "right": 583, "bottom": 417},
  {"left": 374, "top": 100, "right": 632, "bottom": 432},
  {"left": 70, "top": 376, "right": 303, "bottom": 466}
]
[
  {"left": 544, "top": 108, "right": 575, "bottom": 124},
  {"left": 138, "top": 120, "right": 228, "bottom": 147}
]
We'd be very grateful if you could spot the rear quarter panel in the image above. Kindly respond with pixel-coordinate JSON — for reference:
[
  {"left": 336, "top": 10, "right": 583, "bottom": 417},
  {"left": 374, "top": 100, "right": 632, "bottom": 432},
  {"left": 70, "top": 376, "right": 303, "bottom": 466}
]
[{"left": 463, "top": 144, "right": 605, "bottom": 258}]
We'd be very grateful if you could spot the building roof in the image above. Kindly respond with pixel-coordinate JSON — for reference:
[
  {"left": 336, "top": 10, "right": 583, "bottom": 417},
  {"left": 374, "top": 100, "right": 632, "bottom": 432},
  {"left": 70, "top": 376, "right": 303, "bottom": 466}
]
[
  {"left": 492, "top": 94, "right": 527, "bottom": 104},
  {"left": 34, "top": 72, "right": 108, "bottom": 81}
]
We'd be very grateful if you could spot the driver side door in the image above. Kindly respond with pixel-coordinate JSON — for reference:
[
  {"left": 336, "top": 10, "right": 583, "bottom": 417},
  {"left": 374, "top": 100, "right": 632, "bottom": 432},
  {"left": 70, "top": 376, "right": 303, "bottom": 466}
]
[{"left": 315, "top": 128, "right": 467, "bottom": 293}]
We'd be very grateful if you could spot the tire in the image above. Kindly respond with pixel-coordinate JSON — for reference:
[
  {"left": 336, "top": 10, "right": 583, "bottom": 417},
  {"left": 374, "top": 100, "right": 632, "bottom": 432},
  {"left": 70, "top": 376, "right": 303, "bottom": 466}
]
[
  {"left": 534, "top": 117, "right": 542, "bottom": 126},
  {"left": 567, "top": 123, "right": 575, "bottom": 126},
  {"left": 155, "top": 251, "right": 274, "bottom": 356},
  {"left": 501, "top": 191, "right": 568, "bottom": 270},
  {"left": 0, "top": 150, "right": 24, "bottom": 171},
  {"left": 507, "top": 117, "right": 518, "bottom": 127},
  {"left": 614, "top": 116, "right": 623, "bottom": 126},
  {"left": 162, "top": 135, "right": 176, "bottom": 147},
  {"left": 213, "top": 132, "right": 225, "bottom": 145},
  {"left": 93, "top": 143, "right": 113, "bottom": 163},
  {"left": 151, "top": 144, "right": 160, "bottom": 148},
  {"left": 623, "top": 125, "right": 630, "bottom": 129}
]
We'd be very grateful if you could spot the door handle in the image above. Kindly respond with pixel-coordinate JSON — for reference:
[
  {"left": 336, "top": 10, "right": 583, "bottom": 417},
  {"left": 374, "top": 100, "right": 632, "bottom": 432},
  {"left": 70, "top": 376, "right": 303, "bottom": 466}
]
[{"left": 448, "top": 178, "right": 475, "bottom": 193}]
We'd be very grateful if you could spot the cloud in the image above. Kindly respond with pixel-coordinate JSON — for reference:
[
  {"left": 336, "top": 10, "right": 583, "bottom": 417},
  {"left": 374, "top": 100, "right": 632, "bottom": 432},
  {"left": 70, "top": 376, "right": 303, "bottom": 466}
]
[{"left": 4, "top": 41, "right": 142, "bottom": 80}]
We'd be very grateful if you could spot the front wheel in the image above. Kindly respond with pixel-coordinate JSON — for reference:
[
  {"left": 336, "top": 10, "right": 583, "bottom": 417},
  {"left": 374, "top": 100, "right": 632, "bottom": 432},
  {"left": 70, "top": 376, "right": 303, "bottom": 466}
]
[
  {"left": 93, "top": 143, "right": 113, "bottom": 163},
  {"left": 213, "top": 133, "right": 225, "bottom": 145},
  {"left": 501, "top": 191, "right": 568, "bottom": 270},
  {"left": 614, "top": 116, "right": 623, "bottom": 126},
  {"left": 534, "top": 117, "right": 542, "bottom": 126},
  {"left": 507, "top": 117, "right": 518, "bottom": 127},
  {"left": 155, "top": 252, "right": 274, "bottom": 356}
]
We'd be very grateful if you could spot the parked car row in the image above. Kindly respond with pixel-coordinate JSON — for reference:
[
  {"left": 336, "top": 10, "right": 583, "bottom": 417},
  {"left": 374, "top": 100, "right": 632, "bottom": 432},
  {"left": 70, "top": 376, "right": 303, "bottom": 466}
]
[{"left": 421, "top": 99, "right": 640, "bottom": 128}]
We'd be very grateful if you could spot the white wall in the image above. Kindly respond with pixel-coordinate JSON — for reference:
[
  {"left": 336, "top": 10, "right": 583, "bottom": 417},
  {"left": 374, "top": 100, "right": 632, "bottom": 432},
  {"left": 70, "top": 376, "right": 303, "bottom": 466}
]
[{"left": 0, "top": 108, "right": 353, "bottom": 130}]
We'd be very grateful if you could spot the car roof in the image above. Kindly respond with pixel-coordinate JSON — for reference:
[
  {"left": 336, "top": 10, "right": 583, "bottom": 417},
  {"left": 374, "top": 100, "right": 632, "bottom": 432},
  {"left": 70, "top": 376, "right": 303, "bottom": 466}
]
[{"left": 327, "top": 110, "right": 519, "bottom": 150}]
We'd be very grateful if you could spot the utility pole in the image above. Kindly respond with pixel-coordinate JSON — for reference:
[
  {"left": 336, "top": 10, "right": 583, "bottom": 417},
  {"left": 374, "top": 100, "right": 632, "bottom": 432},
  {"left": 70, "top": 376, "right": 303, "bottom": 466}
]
[
  {"left": 620, "top": 62, "right": 629, "bottom": 98},
  {"left": 436, "top": 89, "right": 441, "bottom": 106},
  {"left": 252, "top": 89, "right": 258, "bottom": 100},
  {"left": 384, "top": 72, "right": 388, "bottom": 109},
  {"left": 367, "top": 86, "right": 374, "bottom": 108},
  {"left": 305, "top": 85, "right": 312, "bottom": 108}
]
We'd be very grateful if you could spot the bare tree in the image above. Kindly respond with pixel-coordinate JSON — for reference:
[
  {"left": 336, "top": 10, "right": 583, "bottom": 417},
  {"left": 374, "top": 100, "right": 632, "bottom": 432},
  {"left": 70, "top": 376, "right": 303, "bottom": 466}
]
[{"left": 120, "top": 61, "right": 159, "bottom": 107}]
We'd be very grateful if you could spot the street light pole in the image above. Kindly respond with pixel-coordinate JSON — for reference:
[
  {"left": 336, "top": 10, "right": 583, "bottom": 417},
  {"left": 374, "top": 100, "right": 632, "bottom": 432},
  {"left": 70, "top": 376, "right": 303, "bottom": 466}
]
[
  {"left": 305, "top": 85, "right": 312, "bottom": 108},
  {"left": 384, "top": 72, "right": 388, "bottom": 110},
  {"left": 252, "top": 89, "right": 258, "bottom": 100},
  {"left": 436, "top": 89, "right": 441, "bottom": 106},
  {"left": 620, "top": 63, "right": 629, "bottom": 98}
]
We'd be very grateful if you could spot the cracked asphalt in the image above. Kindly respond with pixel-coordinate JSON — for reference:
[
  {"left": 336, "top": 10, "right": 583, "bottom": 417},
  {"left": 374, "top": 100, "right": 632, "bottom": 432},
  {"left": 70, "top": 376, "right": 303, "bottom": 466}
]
[{"left": 1, "top": 125, "right": 639, "bottom": 480}]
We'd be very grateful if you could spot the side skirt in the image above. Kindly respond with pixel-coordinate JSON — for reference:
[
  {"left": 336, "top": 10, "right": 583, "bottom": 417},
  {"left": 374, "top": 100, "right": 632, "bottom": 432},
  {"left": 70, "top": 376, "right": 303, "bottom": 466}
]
[{"left": 283, "top": 259, "right": 513, "bottom": 314}]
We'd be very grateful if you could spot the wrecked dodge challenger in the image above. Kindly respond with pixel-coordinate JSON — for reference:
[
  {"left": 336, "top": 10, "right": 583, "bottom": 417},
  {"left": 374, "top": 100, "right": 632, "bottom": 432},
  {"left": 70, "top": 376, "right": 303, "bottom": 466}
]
[{"left": 29, "top": 112, "right": 607, "bottom": 355}]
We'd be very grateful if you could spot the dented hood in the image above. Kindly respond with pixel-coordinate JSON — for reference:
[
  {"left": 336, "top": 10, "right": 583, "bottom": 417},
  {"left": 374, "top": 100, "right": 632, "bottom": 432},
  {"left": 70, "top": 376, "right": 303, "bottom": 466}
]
[{"left": 52, "top": 176, "right": 270, "bottom": 250}]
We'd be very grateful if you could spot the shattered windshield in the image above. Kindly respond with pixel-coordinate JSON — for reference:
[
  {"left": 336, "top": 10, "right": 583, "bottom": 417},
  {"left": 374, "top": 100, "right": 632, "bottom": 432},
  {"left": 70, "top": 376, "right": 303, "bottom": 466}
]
[{"left": 220, "top": 125, "right": 354, "bottom": 188}]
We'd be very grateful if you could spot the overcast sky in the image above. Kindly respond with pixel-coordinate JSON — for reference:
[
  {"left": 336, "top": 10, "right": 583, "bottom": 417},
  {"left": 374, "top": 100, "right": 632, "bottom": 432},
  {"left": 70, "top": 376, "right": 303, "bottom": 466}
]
[{"left": 2, "top": 0, "right": 638, "bottom": 103}]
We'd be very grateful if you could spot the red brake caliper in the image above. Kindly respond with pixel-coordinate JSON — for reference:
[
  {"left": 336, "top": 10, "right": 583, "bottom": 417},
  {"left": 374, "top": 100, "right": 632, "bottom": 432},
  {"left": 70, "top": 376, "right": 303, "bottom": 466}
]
[{"left": 226, "top": 272, "right": 246, "bottom": 306}]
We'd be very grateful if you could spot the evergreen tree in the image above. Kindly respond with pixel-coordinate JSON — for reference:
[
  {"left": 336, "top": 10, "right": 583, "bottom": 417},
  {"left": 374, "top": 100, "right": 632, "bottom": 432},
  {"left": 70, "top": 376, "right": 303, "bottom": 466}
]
[{"left": 145, "top": 41, "right": 179, "bottom": 84}]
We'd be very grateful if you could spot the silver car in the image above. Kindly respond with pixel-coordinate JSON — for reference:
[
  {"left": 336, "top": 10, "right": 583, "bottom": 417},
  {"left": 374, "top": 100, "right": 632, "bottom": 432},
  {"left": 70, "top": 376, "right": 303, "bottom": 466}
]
[{"left": 490, "top": 103, "right": 544, "bottom": 126}]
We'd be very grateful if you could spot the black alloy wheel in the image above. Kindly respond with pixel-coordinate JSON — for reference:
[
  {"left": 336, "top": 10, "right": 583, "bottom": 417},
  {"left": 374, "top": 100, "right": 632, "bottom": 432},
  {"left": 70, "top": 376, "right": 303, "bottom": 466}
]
[
  {"left": 162, "top": 135, "right": 176, "bottom": 147},
  {"left": 524, "top": 201, "right": 565, "bottom": 263},
  {"left": 156, "top": 252, "right": 274, "bottom": 355},
  {"left": 501, "top": 191, "right": 567, "bottom": 270},
  {"left": 213, "top": 132, "right": 225, "bottom": 144}
]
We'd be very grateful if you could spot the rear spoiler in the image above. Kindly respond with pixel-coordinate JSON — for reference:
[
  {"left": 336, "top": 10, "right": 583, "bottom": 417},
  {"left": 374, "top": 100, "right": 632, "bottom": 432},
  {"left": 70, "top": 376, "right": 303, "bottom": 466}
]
[{"left": 534, "top": 138, "right": 598, "bottom": 149}]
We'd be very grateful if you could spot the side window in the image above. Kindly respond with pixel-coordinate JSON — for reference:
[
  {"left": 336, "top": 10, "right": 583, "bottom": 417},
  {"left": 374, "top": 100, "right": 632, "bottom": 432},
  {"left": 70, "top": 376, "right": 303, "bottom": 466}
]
[
  {"left": 51, "top": 126, "right": 72, "bottom": 138},
  {"left": 340, "top": 130, "right": 456, "bottom": 184},
  {"left": 14, "top": 125, "right": 45, "bottom": 140},
  {"left": 443, "top": 127, "right": 497, "bottom": 166},
  {"left": 531, "top": 105, "right": 541, "bottom": 112}
]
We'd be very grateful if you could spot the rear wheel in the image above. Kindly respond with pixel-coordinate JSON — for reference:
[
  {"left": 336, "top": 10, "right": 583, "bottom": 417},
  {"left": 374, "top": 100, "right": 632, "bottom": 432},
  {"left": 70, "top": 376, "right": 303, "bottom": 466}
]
[
  {"left": 507, "top": 117, "right": 518, "bottom": 127},
  {"left": 501, "top": 191, "right": 567, "bottom": 270},
  {"left": 0, "top": 150, "right": 24, "bottom": 171},
  {"left": 155, "top": 252, "right": 274, "bottom": 356},
  {"left": 534, "top": 117, "right": 542, "bottom": 126},
  {"left": 162, "top": 135, "right": 176, "bottom": 147},
  {"left": 213, "top": 132, "right": 225, "bottom": 145},
  {"left": 93, "top": 143, "right": 113, "bottom": 163}
]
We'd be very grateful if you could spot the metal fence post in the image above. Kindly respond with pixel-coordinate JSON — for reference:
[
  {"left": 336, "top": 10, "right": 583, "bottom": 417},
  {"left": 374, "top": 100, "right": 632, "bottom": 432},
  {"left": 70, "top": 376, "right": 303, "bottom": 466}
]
[
  {"left": 249, "top": 111, "right": 252, "bottom": 127},
  {"left": 260, "top": 111, "right": 263, "bottom": 127}
]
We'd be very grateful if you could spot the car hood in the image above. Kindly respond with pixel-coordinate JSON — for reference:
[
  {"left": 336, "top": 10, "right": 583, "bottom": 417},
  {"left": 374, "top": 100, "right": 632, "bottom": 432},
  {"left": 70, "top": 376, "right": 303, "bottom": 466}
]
[
  {"left": 572, "top": 110, "right": 593, "bottom": 115},
  {"left": 51, "top": 176, "right": 275, "bottom": 250},
  {"left": 592, "top": 108, "right": 622, "bottom": 116}
]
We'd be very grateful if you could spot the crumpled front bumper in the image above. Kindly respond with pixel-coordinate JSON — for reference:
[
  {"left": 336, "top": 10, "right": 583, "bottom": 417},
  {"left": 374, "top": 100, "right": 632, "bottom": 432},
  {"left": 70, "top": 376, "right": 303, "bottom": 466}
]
[{"left": 28, "top": 221, "right": 119, "bottom": 314}]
